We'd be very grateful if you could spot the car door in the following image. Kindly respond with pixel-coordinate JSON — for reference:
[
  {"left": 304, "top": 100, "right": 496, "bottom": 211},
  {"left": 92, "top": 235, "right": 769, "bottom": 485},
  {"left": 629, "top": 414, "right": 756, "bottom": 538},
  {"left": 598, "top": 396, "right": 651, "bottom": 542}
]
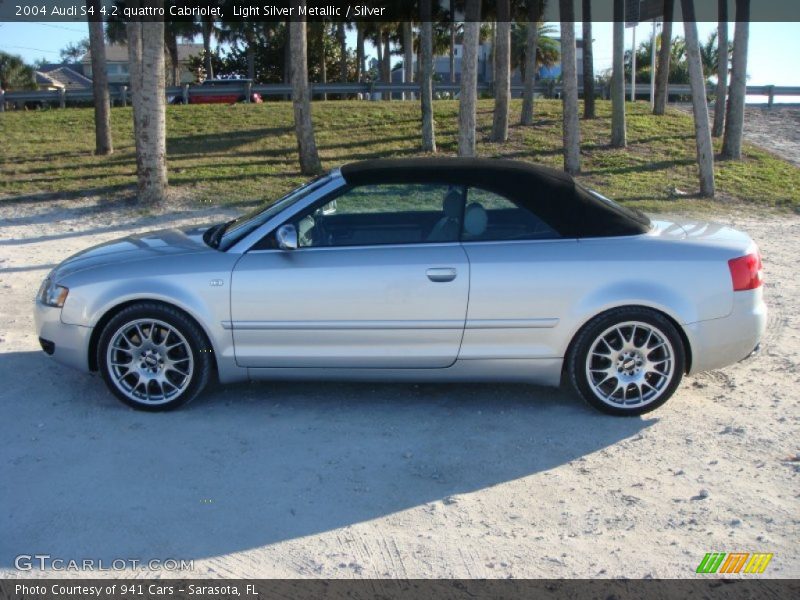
[
  {"left": 230, "top": 183, "right": 470, "bottom": 369},
  {"left": 458, "top": 187, "right": 579, "bottom": 360}
]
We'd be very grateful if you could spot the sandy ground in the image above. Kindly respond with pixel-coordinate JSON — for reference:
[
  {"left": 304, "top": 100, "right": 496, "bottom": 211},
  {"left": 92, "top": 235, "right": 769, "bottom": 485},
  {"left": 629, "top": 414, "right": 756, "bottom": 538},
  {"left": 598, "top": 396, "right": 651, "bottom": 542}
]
[
  {"left": 677, "top": 103, "right": 800, "bottom": 166},
  {"left": 738, "top": 106, "right": 800, "bottom": 166},
  {"left": 0, "top": 195, "right": 797, "bottom": 579}
]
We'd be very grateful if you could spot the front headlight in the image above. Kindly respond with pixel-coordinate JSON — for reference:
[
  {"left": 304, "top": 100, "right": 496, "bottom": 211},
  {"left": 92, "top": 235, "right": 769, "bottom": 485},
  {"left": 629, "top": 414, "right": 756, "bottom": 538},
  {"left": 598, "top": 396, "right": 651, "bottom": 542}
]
[{"left": 37, "top": 276, "right": 69, "bottom": 308}]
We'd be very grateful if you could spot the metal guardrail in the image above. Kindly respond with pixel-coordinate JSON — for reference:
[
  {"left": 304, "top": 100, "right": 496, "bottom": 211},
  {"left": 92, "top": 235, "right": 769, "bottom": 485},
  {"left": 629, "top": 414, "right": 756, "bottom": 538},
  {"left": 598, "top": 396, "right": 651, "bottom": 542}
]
[{"left": 1, "top": 82, "right": 798, "bottom": 111}]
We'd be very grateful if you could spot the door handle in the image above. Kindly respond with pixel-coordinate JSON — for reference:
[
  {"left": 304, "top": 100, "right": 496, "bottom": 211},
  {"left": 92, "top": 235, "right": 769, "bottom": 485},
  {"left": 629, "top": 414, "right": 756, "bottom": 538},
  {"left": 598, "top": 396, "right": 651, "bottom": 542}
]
[{"left": 426, "top": 268, "right": 457, "bottom": 282}]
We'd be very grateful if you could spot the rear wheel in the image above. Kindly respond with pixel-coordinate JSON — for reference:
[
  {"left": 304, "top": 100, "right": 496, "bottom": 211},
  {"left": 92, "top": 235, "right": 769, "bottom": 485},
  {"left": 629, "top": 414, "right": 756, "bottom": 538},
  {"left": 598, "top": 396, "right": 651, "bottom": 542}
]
[
  {"left": 568, "top": 308, "right": 685, "bottom": 416},
  {"left": 98, "top": 303, "right": 212, "bottom": 411}
]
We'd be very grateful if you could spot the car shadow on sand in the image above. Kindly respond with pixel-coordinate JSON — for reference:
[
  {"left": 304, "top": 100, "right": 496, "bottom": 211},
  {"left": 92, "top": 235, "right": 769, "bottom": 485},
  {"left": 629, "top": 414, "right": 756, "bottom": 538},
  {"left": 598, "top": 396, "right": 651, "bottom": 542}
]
[{"left": 0, "top": 350, "right": 655, "bottom": 567}]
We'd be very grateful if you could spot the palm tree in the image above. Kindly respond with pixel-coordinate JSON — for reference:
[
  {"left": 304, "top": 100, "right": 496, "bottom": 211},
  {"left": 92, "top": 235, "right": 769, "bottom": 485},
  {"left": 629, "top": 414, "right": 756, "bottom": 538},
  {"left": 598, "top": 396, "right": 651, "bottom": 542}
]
[
  {"left": 200, "top": 15, "right": 217, "bottom": 79},
  {"left": 582, "top": 0, "right": 595, "bottom": 119},
  {"left": 382, "top": 27, "right": 392, "bottom": 100},
  {"left": 512, "top": 23, "right": 559, "bottom": 74},
  {"left": 337, "top": 22, "right": 347, "bottom": 83},
  {"left": 420, "top": 0, "right": 436, "bottom": 152},
  {"left": 86, "top": 0, "right": 112, "bottom": 155},
  {"left": 521, "top": 2, "right": 544, "bottom": 125},
  {"left": 125, "top": 10, "right": 143, "bottom": 170},
  {"left": 222, "top": 22, "right": 271, "bottom": 82},
  {"left": 722, "top": 0, "right": 749, "bottom": 159},
  {"left": 712, "top": 0, "right": 728, "bottom": 136},
  {"left": 560, "top": 1, "right": 580, "bottom": 174},
  {"left": 126, "top": 8, "right": 168, "bottom": 205},
  {"left": 491, "top": 0, "right": 511, "bottom": 142},
  {"left": 308, "top": 21, "right": 329, "bottom": 100},
  {"left": 0, "top": 52, "right": 36, "bottom": 90},
  {"left": 291, "top": 3, "right": 322, "bottom": 175},
  {"left": 653, "top": 0, "right": 674, "bottom": 115},
  {"left": 59, "top": 39, "right": 90, "bottom": 64},
  {"left": 458, "top": 0, "right": 481, "bottom": 157},
  {"left": 402, "top": 21, "right": 414, "bottom": 100},
  {"left": 611, "top": 0, "right": 626, "bottom": 147},
  {"left": 681, "top": 0, "right": 715, "bottom": 197},
  {"left": 355, "top": 23, "right": 365, "bottom": 82},
  {"left": 163, "top": 9, "right": 200, "bottom": 86}
]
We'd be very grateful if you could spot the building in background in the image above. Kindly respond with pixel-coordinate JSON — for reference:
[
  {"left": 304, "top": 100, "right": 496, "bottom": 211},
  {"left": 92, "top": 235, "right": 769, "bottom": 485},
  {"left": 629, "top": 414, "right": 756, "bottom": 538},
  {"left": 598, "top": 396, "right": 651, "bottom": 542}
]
[
  {"left": 34, "top": 64, "right": 93, "bottom": 92},
  {"left": 81, "top": 43, "right": 204, "bottom": 90}
]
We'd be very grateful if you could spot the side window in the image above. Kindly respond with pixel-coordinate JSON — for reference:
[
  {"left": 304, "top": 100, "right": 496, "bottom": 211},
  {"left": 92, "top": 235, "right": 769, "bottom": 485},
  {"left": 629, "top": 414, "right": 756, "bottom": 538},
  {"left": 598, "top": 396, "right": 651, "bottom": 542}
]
[
  {"left": 462, "top": 188, "right": 560, "bottom": 241},
  {"left": 292, "top": 183, "right": 465, "bottom": 248}
]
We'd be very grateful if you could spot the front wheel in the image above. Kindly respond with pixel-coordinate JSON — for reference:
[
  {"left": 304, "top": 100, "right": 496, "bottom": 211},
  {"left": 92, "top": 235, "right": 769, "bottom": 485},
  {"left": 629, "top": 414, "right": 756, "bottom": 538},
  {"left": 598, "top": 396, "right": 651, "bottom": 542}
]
[
  {"left": 567, "top": 308, "right": 686, "bottom": 416},
  {"left": 98, "top": 303, "right": 212, "bottom": 411}
]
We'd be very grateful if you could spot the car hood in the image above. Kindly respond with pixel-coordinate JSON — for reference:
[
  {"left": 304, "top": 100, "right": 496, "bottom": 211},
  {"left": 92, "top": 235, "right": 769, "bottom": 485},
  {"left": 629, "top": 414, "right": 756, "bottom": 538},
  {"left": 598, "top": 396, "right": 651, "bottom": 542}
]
[{"left": 52, "top": 226, "right": 214, "bottom": 280}]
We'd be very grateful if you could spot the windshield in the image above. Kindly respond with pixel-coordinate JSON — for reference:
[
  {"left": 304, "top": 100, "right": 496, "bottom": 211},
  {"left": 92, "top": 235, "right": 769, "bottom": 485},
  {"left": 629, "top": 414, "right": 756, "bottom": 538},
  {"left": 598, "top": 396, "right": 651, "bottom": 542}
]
[{"left": 216, "top": 174, "right": 332, "bottom": 251}]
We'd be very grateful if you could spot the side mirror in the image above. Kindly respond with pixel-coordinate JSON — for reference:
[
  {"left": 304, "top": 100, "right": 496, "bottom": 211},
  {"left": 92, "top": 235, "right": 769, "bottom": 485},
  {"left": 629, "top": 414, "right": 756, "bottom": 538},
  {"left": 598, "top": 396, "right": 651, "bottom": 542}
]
[{"left": 275, "top": 224, "right": 298, "bottom": 250}]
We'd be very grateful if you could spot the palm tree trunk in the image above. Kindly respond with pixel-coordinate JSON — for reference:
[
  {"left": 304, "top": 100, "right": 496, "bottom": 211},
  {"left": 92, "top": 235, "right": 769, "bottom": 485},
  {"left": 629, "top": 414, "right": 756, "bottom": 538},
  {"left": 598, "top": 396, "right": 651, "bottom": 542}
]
[
  {"left": 449, "top": 23, "right": 456, "bottom": 83},
  {"left": 126, "top": 20, "right": 143, "bottom": 163},
  {"left": 338, "top": 22, "right": 347, "bottom": 82},
  {"left": 383, "top": 31, "right": 392, "bottom": 101},
  {"left": 722, "top": 0, "right": 749, "bottom": 159},
  {"left": 711, "top": 0, "right": 728, "bottom": 136},
  {"left": 356, "top": 25, "right": 364, "bottom": 82},
  {"left": 582, "top": 0, "right": 595, "bottom": 119},
  {"left": 318, "top": 25, "right": 327, "bottom": 101},
  {"left": 376, "top": 28, "right": 383, "bottom": 79},
  {"left": 653, "top": 0, "right": 674, "bottom": 115},
  {"left": 682, "top": 0, "right": 715, "bottom": 197},
  {"left": 246, "top": 44, "right": 255, "bottom": 81},
  {"left": 137, "top": 19, "right": 168, "bottom": 205},
  {"left": 560, "top": 1, "right": 580, "bottom": 174},
  {"left": 282, "top": 22, "right": 291, "bottom": 100},
  {"left": 202, "top": 18, "right": 214, "bottom": 79},
  {"left": 611, "top": 0, "right": 626, "bottom": 147},
  {"left": 87, "top": 0, "right": 112, "bottom": 155},
  {"left": 290, "top": 8, "right": 322, "bottom": 175},
  {"left": 520, "top": 2, "right": 542, "bottom": 125},
  {"left": 403, "top": 22, "right": 414, "bottom": 100},
  {"left": 421, "top": 0, "right": 436, "bottom": 152},
  {"left": 491, "top": 0, "right": 510, "bottom": 142},
  {"left": 165, "top": 28, "right": 180, "bottom": 86},
  {"left": 458, "top": 0, "right": 481, "bottom": 157}
]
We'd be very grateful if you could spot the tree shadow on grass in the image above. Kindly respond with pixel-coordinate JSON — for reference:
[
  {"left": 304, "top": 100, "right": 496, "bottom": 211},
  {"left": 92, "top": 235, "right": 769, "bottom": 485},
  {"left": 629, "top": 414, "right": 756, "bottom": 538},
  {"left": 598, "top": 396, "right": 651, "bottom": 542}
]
[
  {"left": 580, "top": 158, "right": 697, "bottom": 177},
  {"left": 167, "top": 127, "right": 293, "bottom": 156},
  {"left": 0, "top": 350, "right": 656, "bottom": 567}
]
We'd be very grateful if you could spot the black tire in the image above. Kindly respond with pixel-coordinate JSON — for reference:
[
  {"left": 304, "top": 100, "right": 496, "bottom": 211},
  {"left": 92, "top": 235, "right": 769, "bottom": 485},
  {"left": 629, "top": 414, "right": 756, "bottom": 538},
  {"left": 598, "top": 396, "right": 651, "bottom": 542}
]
[
  {"left": 567, "top": 307, "right": 686, "bottom": 416},
  {"left": 97, "top": 302, "right": 213, "bottom": 411}
]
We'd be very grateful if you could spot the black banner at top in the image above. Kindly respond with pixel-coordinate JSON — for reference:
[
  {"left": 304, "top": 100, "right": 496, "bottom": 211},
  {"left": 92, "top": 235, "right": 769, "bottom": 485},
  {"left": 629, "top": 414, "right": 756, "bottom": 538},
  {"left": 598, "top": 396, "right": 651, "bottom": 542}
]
[{"left": 2, "top": 0, "right": 800, "bottom": 23}]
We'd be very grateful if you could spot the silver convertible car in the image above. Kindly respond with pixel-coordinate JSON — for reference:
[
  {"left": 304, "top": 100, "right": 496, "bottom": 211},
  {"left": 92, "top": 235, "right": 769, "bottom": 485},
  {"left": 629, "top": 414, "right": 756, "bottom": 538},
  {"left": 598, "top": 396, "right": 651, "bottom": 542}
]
[{"left": 35, "top": 159, "right": 766, "bottom": 415}]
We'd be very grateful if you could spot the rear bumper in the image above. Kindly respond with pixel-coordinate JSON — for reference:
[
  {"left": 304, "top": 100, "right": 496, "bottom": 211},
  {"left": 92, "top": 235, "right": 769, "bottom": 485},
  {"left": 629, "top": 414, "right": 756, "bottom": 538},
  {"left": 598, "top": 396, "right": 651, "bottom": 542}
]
[
  {"left": 34, "top": 301, "right": 92, "bottom": 372},
  {"left": 684, "top": 289, "right": 767, "bottom": 374}
]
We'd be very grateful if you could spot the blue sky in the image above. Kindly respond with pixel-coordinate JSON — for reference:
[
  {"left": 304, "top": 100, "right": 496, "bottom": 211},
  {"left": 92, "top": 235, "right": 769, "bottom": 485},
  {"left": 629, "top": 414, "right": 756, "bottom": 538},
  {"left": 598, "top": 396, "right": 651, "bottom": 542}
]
[{"left": 1, "top": 21, "right": 798, "bottom": 95}]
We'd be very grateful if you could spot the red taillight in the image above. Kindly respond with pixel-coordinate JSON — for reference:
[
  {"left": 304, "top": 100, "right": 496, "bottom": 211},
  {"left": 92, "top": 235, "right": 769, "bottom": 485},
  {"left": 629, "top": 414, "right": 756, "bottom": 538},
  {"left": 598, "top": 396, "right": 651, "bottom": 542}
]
[{"left": 728, "top": 252, "right": 763, "bottom": 291}]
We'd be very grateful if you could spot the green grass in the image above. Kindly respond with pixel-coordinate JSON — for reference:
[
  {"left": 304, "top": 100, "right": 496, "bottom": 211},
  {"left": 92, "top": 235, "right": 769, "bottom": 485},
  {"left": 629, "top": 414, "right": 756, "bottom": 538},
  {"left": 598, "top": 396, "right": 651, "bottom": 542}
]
[{"left": 2, "top": 99, "right": 798, "bottom": 213}]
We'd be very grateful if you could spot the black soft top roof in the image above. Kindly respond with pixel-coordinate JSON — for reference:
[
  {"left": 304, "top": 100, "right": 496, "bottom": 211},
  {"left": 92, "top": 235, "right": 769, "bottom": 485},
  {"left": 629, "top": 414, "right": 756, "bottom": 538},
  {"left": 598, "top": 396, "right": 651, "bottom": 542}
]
[{"left": 340, "top": 158, "right": 650, "bottom": 238}]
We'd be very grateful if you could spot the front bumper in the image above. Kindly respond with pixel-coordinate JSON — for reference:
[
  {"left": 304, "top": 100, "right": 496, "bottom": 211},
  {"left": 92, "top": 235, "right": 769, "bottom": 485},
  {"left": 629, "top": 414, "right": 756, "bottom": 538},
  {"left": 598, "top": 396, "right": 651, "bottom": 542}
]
[
  {"left": 34, "top": 300, "right": 93, "bottom": 372},
  {"left": 684, "top": 289, "right": 767, "bottom": 374}
]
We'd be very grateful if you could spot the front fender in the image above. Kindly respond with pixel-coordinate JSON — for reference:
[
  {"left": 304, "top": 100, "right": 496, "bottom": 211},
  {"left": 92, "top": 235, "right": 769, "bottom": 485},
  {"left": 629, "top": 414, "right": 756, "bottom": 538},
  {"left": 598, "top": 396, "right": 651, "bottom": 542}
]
[{"left": 58, "top": 254, "right": 241, "bottom": 382}]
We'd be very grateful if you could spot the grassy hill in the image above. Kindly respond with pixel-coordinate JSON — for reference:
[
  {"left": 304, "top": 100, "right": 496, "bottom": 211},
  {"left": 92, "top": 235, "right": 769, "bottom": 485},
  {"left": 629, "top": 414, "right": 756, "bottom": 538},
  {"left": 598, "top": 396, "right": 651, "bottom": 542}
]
[{"left": 2, "top": 99, "right": 798, "bottom": 213}]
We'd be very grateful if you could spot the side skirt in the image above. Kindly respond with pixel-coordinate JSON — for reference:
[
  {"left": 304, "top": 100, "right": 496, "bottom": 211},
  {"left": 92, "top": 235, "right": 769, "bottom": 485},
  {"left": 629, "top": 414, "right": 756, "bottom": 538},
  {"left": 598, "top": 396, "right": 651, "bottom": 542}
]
[{"left": 245, "top": 358, "right": 563, "bottom": 386}]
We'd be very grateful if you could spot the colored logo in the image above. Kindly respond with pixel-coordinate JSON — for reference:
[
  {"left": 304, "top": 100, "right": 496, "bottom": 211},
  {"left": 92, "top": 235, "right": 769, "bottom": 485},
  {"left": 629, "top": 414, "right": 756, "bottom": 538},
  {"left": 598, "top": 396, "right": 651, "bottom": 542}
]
[{"left": 696, "top": 552, "right": 773, "bottom": 574}]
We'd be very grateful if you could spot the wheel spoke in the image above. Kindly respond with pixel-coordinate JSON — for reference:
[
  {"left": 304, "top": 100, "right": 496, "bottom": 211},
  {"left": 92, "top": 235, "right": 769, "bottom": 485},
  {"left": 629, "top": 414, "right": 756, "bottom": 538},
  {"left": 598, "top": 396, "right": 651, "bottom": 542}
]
[
  {"left": 121, "top": 331, "right": 139, "bottom": 348},
  {"left": 107, "top": 317, "right": 194, "bottom": 406},
  {"left": 586, "top": 320, "right": 675, "bottom": 409}
]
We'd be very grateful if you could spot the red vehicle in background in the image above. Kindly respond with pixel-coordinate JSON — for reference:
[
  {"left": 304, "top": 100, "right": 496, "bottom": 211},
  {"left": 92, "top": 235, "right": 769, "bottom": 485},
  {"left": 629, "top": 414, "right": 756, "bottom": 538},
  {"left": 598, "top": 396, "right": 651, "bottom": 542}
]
[{"left": 189, "top": 79, "right": 263, "bottom": 104}]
